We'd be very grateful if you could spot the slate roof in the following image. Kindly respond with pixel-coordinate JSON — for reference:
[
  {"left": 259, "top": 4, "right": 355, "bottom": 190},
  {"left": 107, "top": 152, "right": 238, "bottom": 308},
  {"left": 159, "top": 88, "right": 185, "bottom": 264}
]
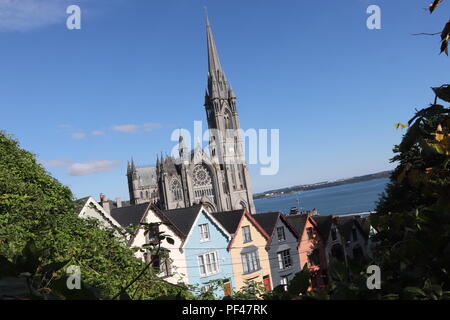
[
  {"left": 312, "top": 215, "right": 333, "bottom": 242},
  {"left": 336, "top": 216, "right": 369, "bottom": 241},
  {"left": 162, "top": 205, "right": 203, "bottom": 238},
  {"left": 336, "top": 216, "right": 355, "bottom": 241},
  {"left": 252, "top": 212, "right": 280, "bottom": 236},
  {"left": 74, "top": 197, "right": 90, "bottom": 214},
  {"left": 110, "top": 202, "right": 150, "bottom": 227},
  {"left": 210, "top": 210, "right": 245, "bottom": 234},
  {"left": 285, "top": 213, "right": 308, "bottom": 237}
]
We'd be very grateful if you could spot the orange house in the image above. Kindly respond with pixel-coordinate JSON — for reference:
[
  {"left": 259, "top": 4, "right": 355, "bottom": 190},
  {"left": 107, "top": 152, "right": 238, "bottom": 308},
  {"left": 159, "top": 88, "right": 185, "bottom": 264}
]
[{"left": 285, "top": 211, "right": 328, "bottom": 290}]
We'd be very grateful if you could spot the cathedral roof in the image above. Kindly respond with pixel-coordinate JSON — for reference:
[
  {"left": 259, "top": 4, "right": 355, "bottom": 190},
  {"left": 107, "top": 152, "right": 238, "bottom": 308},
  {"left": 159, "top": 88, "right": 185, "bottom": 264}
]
[{"left": 134, "top": 167, "right": 157, "bottom": 187}]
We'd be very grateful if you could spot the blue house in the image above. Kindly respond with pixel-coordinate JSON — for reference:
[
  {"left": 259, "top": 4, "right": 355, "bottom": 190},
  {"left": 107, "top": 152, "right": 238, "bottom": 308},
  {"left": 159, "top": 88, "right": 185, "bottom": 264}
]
[{"left": 162, "top": 204, "right": 235, "bottom": 297}]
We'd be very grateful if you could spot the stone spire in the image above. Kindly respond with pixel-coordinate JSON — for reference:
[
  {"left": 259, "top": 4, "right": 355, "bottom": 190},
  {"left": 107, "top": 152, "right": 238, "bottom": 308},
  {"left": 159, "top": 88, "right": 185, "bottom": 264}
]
[
  {"left": 178, "top": 131, "right": 187, "bottom": 160},
  {"left": 206, "top": 14, "right": 230, "bottom": 99}
]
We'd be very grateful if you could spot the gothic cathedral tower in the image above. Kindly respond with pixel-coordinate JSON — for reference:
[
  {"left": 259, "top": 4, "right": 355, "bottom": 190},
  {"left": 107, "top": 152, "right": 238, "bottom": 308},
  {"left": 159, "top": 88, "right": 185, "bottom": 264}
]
[{"left": 204, "top": 16, "right": 256, "bottom": 213}]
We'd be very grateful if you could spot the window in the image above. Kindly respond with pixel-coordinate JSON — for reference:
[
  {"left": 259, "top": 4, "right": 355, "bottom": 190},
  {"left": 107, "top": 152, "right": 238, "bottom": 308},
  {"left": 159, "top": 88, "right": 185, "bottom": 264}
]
[
  {"left": 148, "top": 224, "right": 160, "bottom": 245},
  {"left": 352, "top": 228, "right": 358, "bottom": 241},
  {"left": 277, "top": 250, "right": 292, "bottom": 270},
  {"left": 242, "top": 226, "right": 252, "bottom": 243},
  {"left": 241, "top": 251, "right": 261, "bottom": 274},
  {"left": 331, "top": 228, "right": 337, "bottom": 241},
  {"left": 171, "top": 179, "right": 182, "bottom": 201},
  {"left": 277, "top": 227, "right": 286, "bottom": 242},
  {"left": 280, "top": 276, "right": 289, "bottom": 291},
  {"left": 307, "top": 227, "right": 314, "bottom": 240},
  {"left": 198, "top": 252, "right": 219, "bottom": 277},
  {"left": 199, "top": 224, "right": 210, "bottom": 242}
]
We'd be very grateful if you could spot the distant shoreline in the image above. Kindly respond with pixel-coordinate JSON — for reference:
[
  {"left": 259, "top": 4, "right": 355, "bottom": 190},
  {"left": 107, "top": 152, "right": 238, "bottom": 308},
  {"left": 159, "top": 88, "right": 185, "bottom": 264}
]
[{"left": 253, "top": 171, "right": 391, "bottom": 200}]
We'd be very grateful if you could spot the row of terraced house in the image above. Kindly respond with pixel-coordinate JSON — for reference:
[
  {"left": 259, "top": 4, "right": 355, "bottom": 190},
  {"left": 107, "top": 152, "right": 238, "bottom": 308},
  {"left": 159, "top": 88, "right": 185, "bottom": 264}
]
[{"left": 75, "top": 196, "right": 373, "bottom": 297}]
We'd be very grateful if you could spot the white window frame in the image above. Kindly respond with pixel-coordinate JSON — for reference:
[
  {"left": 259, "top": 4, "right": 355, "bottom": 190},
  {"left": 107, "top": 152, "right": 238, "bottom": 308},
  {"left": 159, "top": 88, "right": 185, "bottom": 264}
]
[
  {"left": 241, "top": 250, "right": 261, "bottom": 274},
  {"left": 199, "top": 223, "right": 210, "bottom": 242},
  {"left": 277, "top": 249, "right": 292, "bottom": 270},
  {"left": 198, "top": 251, "right": 220, "bottom": 277},
  {"left": 277, "top": 226, "right": 286, "bottom": 242},
  {"left": 280, "top": 276, "right": 289, "bottom": 291}
]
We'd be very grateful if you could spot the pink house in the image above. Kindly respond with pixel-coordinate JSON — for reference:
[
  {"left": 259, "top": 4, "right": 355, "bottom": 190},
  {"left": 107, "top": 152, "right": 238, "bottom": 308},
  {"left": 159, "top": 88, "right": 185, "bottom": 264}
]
[{"left": 285, "top": 211, "right": 328, "bottom": 290}]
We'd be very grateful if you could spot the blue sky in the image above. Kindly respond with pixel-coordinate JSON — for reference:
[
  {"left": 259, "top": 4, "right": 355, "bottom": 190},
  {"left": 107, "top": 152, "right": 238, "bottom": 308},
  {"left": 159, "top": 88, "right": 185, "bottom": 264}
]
[{"left": 1, "top": 0, "right": 449, "bottom": 200}]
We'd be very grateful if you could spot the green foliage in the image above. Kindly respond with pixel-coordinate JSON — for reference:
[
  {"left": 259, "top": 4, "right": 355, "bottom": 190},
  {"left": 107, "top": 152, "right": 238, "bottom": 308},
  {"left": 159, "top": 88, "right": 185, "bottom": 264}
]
[
  {"left": 0, "top": 132, "right": 191, "bottom": 300},
  {"left": 370, "top": 87, "right": 450, "bottom": 299}
]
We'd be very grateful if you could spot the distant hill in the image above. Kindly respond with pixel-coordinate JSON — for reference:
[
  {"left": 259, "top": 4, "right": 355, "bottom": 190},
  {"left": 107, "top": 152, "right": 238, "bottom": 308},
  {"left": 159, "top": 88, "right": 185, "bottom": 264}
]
[{"left": 253, "top": 171, "right": 392, "bottom": 200}]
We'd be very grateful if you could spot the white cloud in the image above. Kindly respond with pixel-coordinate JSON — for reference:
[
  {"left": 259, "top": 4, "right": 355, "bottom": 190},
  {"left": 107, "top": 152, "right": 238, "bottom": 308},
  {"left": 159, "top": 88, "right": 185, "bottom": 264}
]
[
  {"left": 112, "top": 124, "right": 140, "bottom": 133},
  {"left": 0, "top": 0, "right": 70, "bottom": 32},
  {"left": 112, "top": 122, "right": 162, "bottom": 133},
  {"left": 71, "top": 132, "right": 87, "bottom": 139},
  {"left": 91, "top": 130, "right": 105, "bottom": 135},
  {"left": 143, "top": 122, "right": 162, "bottom": 131},
  {"left": 42, "top": 158, "right": 73, "bottom": 167},
  {"left": 68, "top": 160, "right": 121, "bottom": 176}
]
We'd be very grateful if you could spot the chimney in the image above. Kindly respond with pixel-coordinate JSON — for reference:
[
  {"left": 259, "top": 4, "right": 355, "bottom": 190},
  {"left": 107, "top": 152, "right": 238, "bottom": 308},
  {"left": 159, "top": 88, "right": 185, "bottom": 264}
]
[
  {"left": 99, "top": 193, "right": 110, "bottom": 214},
  {"left": 116, "top": 197, "right": 122, "bottom": 208}
]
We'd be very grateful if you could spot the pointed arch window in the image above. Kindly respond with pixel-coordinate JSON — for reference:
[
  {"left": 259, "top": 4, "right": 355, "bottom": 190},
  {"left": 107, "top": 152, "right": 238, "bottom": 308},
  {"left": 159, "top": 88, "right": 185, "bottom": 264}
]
[
  {"left": 171, "top": 179, "right": 183, "bottom": 201},
  {"left": 224, "top": 109, "right": 234, "bottom": 130}
]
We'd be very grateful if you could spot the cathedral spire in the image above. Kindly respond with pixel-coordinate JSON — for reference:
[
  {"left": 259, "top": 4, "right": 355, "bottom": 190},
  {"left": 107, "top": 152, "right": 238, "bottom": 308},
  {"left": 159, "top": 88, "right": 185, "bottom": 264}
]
[{"left": 206, "top": 13, "right": 229, "bottom": 98}]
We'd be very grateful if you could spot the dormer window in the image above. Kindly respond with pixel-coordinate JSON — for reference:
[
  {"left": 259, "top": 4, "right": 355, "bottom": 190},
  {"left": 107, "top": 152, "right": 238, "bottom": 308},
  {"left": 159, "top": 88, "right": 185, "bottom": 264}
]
[
  {"left": 242, "top": 226, "right": 252, "bottom": 243},
  {"left": 277, "top": 227, "right": 286, "bottom": 242},
  {"left": 199, "top": 223, "right": 210, "bottom": 242}
]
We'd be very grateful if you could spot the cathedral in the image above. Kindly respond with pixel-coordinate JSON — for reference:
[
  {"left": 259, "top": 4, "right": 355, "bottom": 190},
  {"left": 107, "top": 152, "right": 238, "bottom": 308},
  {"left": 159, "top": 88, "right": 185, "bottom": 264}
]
[{"left": 127, "top": 16, "right": 256, "bottom": 214}]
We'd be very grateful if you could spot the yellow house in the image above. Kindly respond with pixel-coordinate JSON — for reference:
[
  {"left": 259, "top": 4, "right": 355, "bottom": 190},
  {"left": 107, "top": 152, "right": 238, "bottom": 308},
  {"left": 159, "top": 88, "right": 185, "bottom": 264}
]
[{"left": 211, "top": 210, "right": 272, "bottom": 292}]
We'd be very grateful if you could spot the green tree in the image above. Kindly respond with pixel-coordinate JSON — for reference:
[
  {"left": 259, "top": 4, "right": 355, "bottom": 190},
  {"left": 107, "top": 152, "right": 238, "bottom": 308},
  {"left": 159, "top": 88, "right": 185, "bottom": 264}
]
[{"left": 0, "top": 131, "right": 191, "bottom": 299}]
